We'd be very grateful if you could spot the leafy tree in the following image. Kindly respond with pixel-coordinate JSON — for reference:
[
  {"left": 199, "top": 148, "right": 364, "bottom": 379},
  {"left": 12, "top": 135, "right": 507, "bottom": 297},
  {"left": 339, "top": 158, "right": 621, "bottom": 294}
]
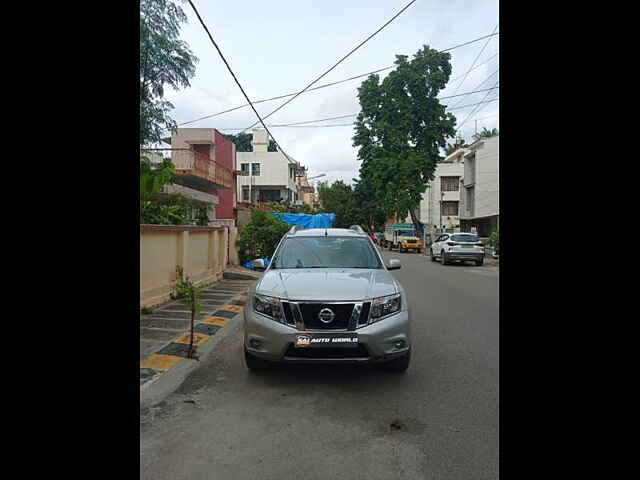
[
  {"left": 472, "top": 127, "right": 499, "bottom": 142},
  {"left": 317, "top": 180, "right": 358, "bottom": 228},
  {"left": 140, "top": 157, "right": 175, "bottom": 203},
  {"left": 140, "top": 0, "right": 198, "bottom": 145},
  {"left": 352, "top": 45, "right": 457, "bottom": 233},
  {"left": 352, "top": 175, "right": 386, "bottom": 233},
  {"left": 223, "top": 133, "right": 277, "bottom": 152},
  {"left": 236, "top": 209, "right": 290, "bottom": 264}
]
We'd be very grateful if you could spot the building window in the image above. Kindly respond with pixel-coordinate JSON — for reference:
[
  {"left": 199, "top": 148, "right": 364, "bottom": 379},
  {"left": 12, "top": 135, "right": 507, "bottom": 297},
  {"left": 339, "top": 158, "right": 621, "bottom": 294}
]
[
  {"left": 441, "top": 176, "right": 460, "bottom": 192},
  {"left": 252, "top": 163, "right": 260, "bottom": 176},
  {"left": 441, "top": 201, "right": 459, "bottom": 216},
  {"left": 466, "top": 187, "right": 474, "bottom": 214},
  {"left": 240, "top": 163, "right": 249, "bottom": 174},
  {"left": 242, "top": 186, "right": 250, "bottom": 202}
]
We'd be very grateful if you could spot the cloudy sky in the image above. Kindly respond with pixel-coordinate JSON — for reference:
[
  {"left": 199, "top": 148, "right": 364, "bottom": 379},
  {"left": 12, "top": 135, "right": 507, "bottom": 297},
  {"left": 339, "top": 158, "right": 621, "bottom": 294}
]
[{"left": 165, "top": 0, "right": 499, "bottom": 186}]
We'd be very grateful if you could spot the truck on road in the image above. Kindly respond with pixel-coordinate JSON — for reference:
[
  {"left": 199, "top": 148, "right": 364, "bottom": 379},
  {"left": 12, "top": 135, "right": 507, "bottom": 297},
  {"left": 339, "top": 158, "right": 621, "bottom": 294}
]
[{"left": 383, "top": 223, "right": 423, "bottom": 253}]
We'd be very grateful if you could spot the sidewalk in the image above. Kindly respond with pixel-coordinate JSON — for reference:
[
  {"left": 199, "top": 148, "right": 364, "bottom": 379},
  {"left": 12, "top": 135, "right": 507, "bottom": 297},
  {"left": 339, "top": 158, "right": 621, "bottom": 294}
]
[{"left": 140, "top": 266, "right": 260, "bottom": 407}]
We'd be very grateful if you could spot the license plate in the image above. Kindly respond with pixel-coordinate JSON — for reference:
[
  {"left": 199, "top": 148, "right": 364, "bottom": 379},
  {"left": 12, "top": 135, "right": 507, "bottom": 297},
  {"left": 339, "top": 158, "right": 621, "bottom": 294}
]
[
  {"left": 462, "top": 244, "right": 473, "bottom": 248},
  {"left": 295, "top": 333, "right": 358, "bottom": 348}
]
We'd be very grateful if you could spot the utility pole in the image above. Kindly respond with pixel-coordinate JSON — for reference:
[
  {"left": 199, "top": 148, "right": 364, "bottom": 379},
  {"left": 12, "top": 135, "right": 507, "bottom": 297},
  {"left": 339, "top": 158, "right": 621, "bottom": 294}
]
[
  {"left": 475, "top": 119, "right": 478, "bottom": 137},
  {"left": 439, "top": 191, "right": 444, "bottom": 234}
]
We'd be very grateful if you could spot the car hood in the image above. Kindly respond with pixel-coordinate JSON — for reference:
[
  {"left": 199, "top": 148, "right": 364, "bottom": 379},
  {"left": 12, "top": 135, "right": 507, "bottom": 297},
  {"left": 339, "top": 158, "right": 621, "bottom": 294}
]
[{"left": 256, "top": 269, "right": 398, "bottom": 301}]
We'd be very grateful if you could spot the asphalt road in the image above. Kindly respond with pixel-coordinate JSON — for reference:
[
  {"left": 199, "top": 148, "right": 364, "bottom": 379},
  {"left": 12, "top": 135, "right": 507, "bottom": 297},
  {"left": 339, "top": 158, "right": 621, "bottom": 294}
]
[{"left": 140, "top": 251, "right": 499, "bottom": 480}]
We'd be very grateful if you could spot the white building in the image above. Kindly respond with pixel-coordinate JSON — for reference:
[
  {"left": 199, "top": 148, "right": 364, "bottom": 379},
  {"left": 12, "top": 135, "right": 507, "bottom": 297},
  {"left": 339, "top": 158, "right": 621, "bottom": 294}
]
[
  {"left": 236, "top": 129, "right": 301, "bottom": 205},
  {"left": 418, "top": 148, "right": 466, "bottom": 234},
  {"left": 459, "top": 135, "right": 499, "bottom": 237}
]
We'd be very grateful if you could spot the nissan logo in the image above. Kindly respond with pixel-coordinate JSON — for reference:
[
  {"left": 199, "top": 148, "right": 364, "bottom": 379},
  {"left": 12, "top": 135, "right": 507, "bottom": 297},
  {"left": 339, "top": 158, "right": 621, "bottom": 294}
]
[{"left": 318, "top": 308, "right": 335, "bottom": 324}]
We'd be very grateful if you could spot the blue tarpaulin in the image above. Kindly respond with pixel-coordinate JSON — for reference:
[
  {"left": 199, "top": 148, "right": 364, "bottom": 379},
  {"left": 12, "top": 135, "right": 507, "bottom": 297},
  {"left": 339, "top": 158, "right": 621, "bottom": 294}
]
[{"left": 270, "top": 213, "right": 336, "bottom": 229}]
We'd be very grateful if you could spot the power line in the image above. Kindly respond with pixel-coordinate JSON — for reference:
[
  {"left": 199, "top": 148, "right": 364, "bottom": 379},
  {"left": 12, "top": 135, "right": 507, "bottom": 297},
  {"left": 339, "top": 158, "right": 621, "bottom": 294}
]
[
  {"left": 215, "top": 97, "right": 499, "bottom": 131},
  {"left": 447, "top": 24, "right": 498, "bottom": 105},
  {"left": 450, "top": 67, "right": 499, "bottom": 109},
  {"left": 174, "top": 31, "right": 500, "bottom": 129},
  {"left": 241, "top": 0, "right": 419, "bottom": 133},
  {"left": 448, "top": 52, "right": 498, "bottom": 83},
  {"left": 177, "top": 86, "right": 498, "bottom": 132},
  {"left": 456, "top": 80, "right": 499, "bottom": 133},
  {"left": 186, "top": 0, "right": 295, "bottom": 163}
]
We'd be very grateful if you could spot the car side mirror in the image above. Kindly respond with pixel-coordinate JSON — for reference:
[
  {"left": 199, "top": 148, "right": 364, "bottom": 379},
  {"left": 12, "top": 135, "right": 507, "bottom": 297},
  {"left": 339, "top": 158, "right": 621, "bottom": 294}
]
[{"left": 387, "top": 259, "right": 401, "bottom": 270}]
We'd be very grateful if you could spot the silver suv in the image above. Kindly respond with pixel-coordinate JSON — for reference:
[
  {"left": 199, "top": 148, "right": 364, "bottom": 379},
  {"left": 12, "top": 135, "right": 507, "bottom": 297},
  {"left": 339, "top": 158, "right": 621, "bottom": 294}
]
[{"left": 243, "top": 226, "right": 411, "bottom": 373}]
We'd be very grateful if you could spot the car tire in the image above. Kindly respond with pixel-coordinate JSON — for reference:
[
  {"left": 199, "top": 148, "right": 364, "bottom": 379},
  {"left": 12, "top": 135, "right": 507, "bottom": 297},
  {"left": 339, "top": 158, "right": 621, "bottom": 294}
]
[
  {"left": 381, "top": 349, "right": 411, "bottom": 373},
  {"left": 430, "top": 249, "right": 436, "bottom": 261},
  {"left": 399, "top": 247, "right": 405, "bottom": 253},
  {"left": 476, "top": 258, "right": 484, "bottom": 266},
  {"left": 244, "top": 346, "right": 271, "bottom": 371},
  {"left": 441, "top": 251, "right": 448, "bottom": 265}
]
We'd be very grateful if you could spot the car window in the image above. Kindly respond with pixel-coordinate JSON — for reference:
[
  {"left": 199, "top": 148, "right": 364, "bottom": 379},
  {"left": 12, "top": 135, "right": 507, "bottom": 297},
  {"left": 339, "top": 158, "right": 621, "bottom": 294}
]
[
  {"left": 272, "top": 237, "right": 383, "bottom": 269},
  {"left": 451, "top": 234, "right": 479, "bottom": 242}
]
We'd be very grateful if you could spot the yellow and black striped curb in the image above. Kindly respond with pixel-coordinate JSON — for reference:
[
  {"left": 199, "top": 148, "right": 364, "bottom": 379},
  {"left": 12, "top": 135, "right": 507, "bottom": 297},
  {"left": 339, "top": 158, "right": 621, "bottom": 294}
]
[{"left": 140, "top": 294, "right": 247, "bottom": 389}]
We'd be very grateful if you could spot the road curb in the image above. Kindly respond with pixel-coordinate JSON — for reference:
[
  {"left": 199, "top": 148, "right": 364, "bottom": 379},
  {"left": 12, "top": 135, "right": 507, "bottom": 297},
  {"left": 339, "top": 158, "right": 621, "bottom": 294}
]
[{"left": 140, "top": 293, "right": 248, "bottom": 409}]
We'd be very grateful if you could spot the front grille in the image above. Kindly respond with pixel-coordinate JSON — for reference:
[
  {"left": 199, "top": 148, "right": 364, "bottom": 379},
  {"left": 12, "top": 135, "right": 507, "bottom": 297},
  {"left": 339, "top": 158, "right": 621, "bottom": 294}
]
[
  {"left": 282, "top": 302, "right": 295, "bottom": 326},
  {"left": 298, "top": 303, "right": 354, "bottom": 330},
  {"left": 405, "top": 239, "right": 417, "bottom": 244},
  {"left": 284, "top": 343, "right": 370, "bottom": 359}
]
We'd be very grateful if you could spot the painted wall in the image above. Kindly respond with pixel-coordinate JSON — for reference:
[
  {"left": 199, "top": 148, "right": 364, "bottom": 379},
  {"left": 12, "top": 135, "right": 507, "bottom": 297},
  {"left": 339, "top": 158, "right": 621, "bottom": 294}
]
[
  {"left": 140, "top": 226, "right": 232, "bottom": 308},
  {"left": 213, "top": 130, "right": 237, "bottom": 220},
  {"left": 236, "top": 150, "right": 296, "bottom": 201},
  {"left": 460, "top": 136, "right": 499, "bottom": 220}
]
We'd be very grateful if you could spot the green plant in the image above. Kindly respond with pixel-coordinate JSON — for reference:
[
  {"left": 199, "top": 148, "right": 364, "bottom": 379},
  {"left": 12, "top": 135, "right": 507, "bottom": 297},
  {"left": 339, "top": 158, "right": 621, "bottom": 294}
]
[
  {"left": 489, "top": 230, "right": 499, "bottom": 253},
  {"left": 140, "top": 307, "right": 153, "bottom": 315},
  {"left": 171, "top": 266, "right": 205, "bottom": 360},
  {"left": 236, "top": 209, "right": 290, "bottom": 264}
]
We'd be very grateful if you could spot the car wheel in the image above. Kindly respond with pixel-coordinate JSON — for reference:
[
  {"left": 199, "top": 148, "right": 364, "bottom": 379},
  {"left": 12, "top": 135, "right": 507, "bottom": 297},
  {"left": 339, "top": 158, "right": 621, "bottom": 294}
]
[
  {"left": 381, "top": 349, "right": 411, "bottom": 373},
  {"left": 476, "top": 258, "right": 484, "bottom": 266},
  {"left": 430, "top": 249, "right": 436, "bottom": 261},
  {"left": 399, "top": 247, "right": 405, "bottom": 253},
  {"left": 244, "top": 346, "right": 271, "bottom": 371},
  {"left": 441, "top": 251, "right": 448, "bottom": 265}
]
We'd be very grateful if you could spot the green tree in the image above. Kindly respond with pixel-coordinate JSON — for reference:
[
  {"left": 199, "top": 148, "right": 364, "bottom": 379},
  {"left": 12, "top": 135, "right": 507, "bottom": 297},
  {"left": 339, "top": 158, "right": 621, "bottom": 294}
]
[
  {"left": 472, "top": 127, "right": 499, "bottom": 142},
  {"left": 172, "top": 266, "right": 205, "bottom": 360},
  {"left": 317, "top": 180, "right": 358, "bottom": 228},
  {"left": 140, "top": 0, "right": 198, "bottom": 145},
  {"left": 223, "top": 132, "right": 277, "bottom": 152},
  {"left": 352, "top": 175, "right": 387, "bottom": 233},
  {"left": 236, "top": 209, "right": 290, "bottom": 264},
  {"left": 352, "top": 45, "right": 456, "bottom": 232}
]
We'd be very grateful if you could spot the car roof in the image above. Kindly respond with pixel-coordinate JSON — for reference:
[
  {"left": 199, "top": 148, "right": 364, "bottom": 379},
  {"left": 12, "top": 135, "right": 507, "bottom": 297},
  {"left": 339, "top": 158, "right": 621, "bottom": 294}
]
[{"left": 287, "top": 228, "right": 367, "bottom": 237}]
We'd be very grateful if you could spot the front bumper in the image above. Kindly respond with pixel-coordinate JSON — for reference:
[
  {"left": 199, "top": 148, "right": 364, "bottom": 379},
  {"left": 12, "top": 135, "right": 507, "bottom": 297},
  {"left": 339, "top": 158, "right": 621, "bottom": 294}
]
[
  {"left": 244, "top": 307, "right": 411, "bottom": 364},
  {"left": 401, "top": 243, "right": 422, "bottom": 249}
]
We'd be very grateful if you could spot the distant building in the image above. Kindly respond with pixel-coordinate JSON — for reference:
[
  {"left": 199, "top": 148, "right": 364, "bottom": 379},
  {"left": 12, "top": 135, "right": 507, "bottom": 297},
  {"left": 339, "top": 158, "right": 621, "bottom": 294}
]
[
  {"left": 459, "top": 135, "right": 499, "bottom": 237},
  {"left": 156, "top": 128, "right": 237, "bottom": 225},
  {"left": 418, "top": 146, "right": 466, "bottom": 234},
  {"left": 236, "top": 129, "right": 303, "bottom": 205}
]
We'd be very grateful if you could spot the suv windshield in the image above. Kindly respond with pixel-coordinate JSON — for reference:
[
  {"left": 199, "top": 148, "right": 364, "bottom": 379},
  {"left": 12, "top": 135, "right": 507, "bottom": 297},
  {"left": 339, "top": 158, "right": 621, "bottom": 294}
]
[
  {"left": 272, "top": 237, "right": 383, "bottom": 269},
  {"left": 451, "top": 234, "right": 479, "bottom": 242}
]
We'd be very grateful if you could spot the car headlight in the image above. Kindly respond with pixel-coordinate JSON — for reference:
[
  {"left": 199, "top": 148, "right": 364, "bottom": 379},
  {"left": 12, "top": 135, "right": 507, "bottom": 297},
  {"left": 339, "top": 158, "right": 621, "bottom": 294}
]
[
  {"left": 253, "top": 294, "right": 285, "bottom": 323},
  {"left": 369, "top": 293, "right": 401, "bottom": 322}
]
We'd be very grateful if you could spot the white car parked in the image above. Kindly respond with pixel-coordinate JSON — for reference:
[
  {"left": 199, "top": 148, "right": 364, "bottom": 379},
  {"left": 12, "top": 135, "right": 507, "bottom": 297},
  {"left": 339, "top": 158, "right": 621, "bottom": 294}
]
[{"left": 430, "top": 233, "right": 485, "bottom": 266}]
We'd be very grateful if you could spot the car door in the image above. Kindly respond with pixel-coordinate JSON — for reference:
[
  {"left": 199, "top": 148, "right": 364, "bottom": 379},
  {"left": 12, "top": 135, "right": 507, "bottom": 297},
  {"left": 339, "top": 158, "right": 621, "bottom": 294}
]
[
  {"left": 432, "top": 235, "right": 443, "bottom": 255},
  {"left": 435, "top": 234, "right": 449, "bottom": 255}
]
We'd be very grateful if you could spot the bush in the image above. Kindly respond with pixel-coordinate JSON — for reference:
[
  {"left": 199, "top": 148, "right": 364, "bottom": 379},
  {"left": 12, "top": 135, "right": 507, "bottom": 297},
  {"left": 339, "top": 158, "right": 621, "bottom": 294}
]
[
  {"left": 236, "top": 209, "right": 290, "bottom": 264},
  {"left": 489, "top": 230, "right": 499, "bottom": 253}
]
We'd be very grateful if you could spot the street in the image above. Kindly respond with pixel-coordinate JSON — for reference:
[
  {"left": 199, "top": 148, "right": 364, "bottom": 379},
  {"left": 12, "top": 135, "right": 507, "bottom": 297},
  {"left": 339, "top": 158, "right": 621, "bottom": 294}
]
[{"left": 140, "top": 250, "right": 499, "bottom": 480}]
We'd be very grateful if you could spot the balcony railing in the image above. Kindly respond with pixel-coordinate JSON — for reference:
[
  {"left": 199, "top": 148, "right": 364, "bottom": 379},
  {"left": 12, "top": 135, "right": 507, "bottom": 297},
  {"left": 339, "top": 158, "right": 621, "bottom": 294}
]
[{"left": 142, "top": 148, "right": 233, "bottom": 192}]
